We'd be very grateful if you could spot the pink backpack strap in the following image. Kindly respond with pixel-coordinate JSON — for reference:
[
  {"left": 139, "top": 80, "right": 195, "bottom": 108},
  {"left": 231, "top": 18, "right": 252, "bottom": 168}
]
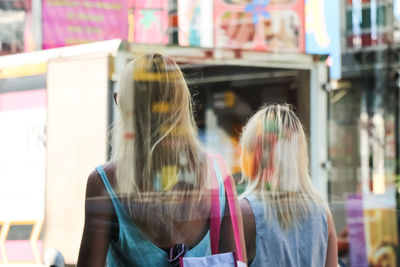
[
  {"left": 209, "top": 153, "right": 221, "bottom": 255},
  {"left": 213, "top": 154, "right": 244, "bottom": 262}
]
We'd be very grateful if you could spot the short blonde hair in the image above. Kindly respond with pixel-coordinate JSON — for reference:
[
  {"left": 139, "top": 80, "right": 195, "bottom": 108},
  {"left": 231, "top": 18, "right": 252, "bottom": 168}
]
[{"left": 240, "top": 104, "right": 328, "bottom": 228}]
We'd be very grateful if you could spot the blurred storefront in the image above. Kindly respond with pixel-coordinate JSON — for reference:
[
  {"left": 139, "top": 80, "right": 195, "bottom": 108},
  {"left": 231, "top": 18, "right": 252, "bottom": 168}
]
[
  {"left": 325, "top": 1, "right": 400, "bottom": 266},
  {"left": 1, "top": 0, "right": 400, "bottom": 266},
  {"left": 34, "top": 0, "right": 329, "bottom": 205},
  {"left": 0, "top": 42, "right": 328, "bottom": 266},
  {"left": 0, "top": 0, "right": 331, "bottom": 265}
]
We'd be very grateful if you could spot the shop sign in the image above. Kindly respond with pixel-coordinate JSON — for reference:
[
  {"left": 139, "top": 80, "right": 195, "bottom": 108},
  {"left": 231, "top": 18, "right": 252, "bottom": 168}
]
[
  {"left": 305, "top": 0, "right": 341, "bottom": 79},
  {"left": 363, "top": 188, "right": 398, "bottom": 266},
  {"left": 346, "top": 194, "right": 368, "bottom": 266},
  {"left": 42, "top": 0, "right": 128, "bottom": 49},
  {"left": 133, "top": 0, "right": 169, "bottom": 44},
  {"left": 214, "top": 0, "right": 305, "bottom": 52},
  {"left": 178, "top": 0, "right": 213, "bottom": 47},
  {"left": 346, "top": 190, "right": 399, "bottom": 267}
]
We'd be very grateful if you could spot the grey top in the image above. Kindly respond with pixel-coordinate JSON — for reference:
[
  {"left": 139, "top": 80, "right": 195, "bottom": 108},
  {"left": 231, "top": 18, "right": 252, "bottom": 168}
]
[{"left": 246, "top": 195, "right": 328, "bottom": 267}]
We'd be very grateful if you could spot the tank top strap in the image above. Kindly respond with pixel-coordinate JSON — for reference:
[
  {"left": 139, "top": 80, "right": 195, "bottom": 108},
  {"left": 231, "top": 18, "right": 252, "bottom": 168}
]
[
  {"left": 212, "top": 157, "right": 226, "bottom": 218},
  {"left": 244, "top": 194, "right": 259, "bottom": 211},
  {"left": 96, "top": 165, "right": 127, "bottom": 218},
  {"left": 244, "top": 194, "right": 265, "bottom": 229}
]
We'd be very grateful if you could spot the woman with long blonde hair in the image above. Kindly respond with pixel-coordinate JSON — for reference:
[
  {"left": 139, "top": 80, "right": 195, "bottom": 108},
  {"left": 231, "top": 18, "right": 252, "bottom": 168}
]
[
  {"left": 77, "top": 54, "right": 246, "bottom": 266},
  {"left": 239, "top": 104, "right": 337, "bottom": 266}
]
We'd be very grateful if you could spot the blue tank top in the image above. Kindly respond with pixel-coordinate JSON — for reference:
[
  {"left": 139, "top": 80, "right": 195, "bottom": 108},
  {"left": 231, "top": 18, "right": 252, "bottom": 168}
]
[
  {"left": 245, "top": 195, "right": 328, "bottom": 267},
  {"left": 96, "top": 159, "right": 226, "bottom": 267}
]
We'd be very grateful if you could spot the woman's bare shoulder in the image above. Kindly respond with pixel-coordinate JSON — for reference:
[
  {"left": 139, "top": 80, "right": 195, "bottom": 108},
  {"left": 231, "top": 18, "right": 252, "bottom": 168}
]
[
  {"left": 240, "top": 197, "right": 255, "bottom": 224},
  {"left": 86, "top": 161, "right": 116, "bottom": 198},
  {"left": 240, "top": 197, "right": 257, "bottom": 263}
]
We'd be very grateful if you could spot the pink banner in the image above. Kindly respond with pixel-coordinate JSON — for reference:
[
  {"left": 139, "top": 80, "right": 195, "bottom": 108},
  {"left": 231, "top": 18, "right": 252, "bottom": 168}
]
[
  {"left": 134, "top": 8, "right": 169, "bottom": 44},
  {"left": 42, "top": 0, "right": 128, "bottom": 49},
  {"left": 133, "top": 0, "right": 165, "bottom": 9},
  {"left": 133, "top": 0, "right": 169, "bottom": 44}
]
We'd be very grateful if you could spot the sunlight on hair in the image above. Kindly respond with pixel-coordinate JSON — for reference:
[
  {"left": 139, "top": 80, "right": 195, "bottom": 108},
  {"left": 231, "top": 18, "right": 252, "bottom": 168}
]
[
  {"left": 152, "top": 101, "right": 172, "bottom": 113},
  {"left": 111, "top": 53, "right": 211, "bottom": 243}
]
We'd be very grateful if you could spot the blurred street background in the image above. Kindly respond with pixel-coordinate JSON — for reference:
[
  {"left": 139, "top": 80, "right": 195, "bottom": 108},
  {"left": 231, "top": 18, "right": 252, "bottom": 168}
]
[{"left": 1, "top": 0, "right": 400, "bottom": 266}]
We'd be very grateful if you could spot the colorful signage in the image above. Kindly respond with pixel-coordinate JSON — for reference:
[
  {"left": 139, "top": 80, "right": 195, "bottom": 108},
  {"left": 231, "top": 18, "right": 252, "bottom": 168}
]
[
  {"left": 363, "top": 188, "right": 398, "bottom": 267},
  {"left": 214, "top": 0, "right": 305, "bottom": 52},
  {"left": 42, "top": 0, "right": 128, "bottom": 49},
  {"left": 133, "top": 0, "right": 169, "bottom": 44},
  {"left": 346, "top": 194, "right": 368, "bottom": 267},
  {"left": 178, "top": 0, "right": 213, "bottom": 47},
  {"left": 346, "top": 189, "right": 399, "bottom": 267},
  {"left": 305, "top": 0, "right": 341, "bottom": 79}
]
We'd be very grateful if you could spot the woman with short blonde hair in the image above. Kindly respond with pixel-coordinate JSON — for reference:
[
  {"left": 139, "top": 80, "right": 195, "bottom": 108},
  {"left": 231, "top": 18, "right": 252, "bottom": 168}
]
[{"left": 239, "top": 104, "right": 337, "bottom": 266}]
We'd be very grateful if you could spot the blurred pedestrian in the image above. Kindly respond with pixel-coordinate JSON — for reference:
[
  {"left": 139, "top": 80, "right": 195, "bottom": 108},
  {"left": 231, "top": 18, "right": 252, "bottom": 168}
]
[
  {"left": 77, "top": 53, "right": 246, "bottom": 266},
  {"left": 239, "top": 104, "right": 338, "bottom": 266}
]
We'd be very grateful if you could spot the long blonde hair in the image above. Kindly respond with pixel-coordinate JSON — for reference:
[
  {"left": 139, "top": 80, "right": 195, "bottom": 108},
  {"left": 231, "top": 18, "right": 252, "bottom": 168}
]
[
  {"left": 112, "top": 53, "right": 210, "bottom": 243},
  {"left": 239, "top": 104, "right": 328, "bottom": 228}
]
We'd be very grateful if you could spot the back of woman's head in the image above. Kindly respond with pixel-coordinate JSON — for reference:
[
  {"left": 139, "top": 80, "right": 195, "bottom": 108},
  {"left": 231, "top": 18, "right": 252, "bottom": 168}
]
[
  {"left": 112, "top": 53, "right": 208, "bottom": 241},
  {"left": 240, "top": 104, "right": 327, "bottom": 228}
]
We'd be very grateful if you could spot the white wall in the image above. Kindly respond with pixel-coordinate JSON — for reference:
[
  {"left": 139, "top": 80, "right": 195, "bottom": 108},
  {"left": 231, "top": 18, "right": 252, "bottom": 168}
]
[{"left": 45, "top": 55, "right": 109, "bottom": 264}]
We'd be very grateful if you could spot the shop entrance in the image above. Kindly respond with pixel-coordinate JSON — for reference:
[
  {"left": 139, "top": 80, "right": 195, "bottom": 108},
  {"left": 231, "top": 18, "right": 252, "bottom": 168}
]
[{"left": 182, "top": 65, "right": 311, "bottom": 183}]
